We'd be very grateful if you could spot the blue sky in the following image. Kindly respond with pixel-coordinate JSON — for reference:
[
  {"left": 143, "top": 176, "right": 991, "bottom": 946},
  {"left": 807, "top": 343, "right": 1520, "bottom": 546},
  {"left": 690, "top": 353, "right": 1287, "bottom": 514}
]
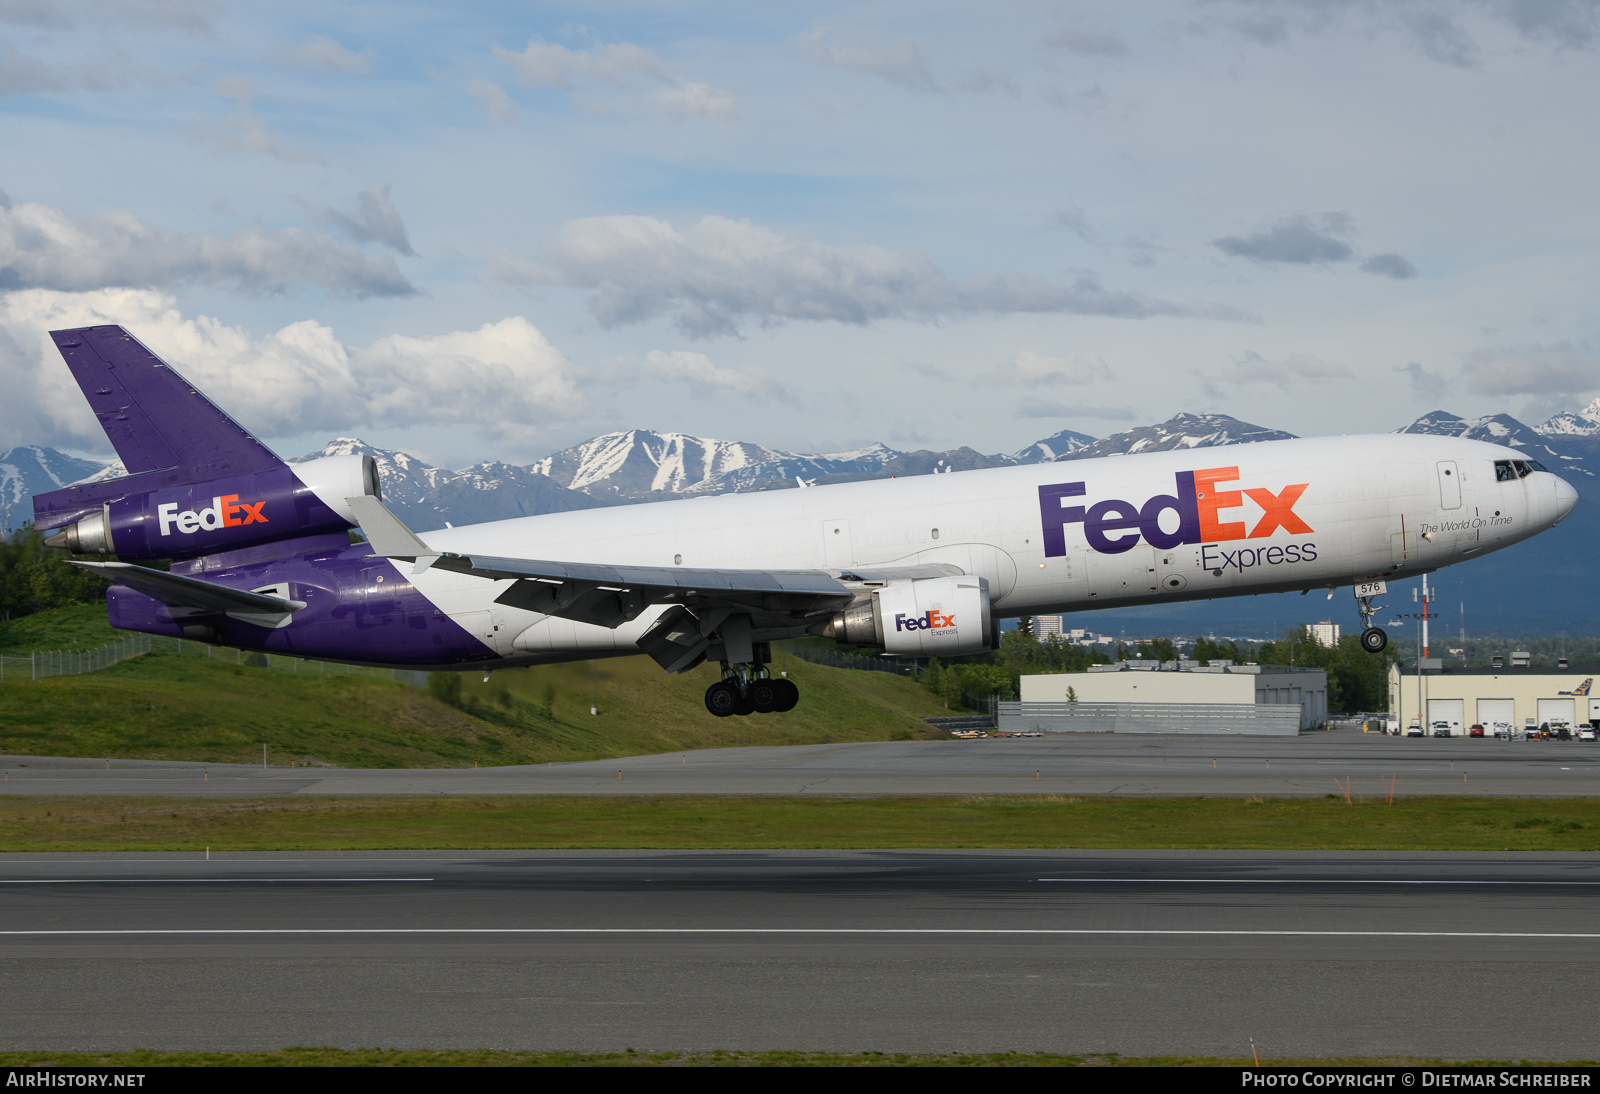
[{"left": 2, "top": 0, "right": 1597, "bottom": 467}]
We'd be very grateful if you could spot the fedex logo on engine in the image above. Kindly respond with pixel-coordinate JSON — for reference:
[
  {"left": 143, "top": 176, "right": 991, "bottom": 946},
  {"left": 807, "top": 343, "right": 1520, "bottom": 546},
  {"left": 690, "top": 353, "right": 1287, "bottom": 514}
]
[
  {"left": 1038, "top": 466, "right": 1311, "bottom": 557},
  {"left": 896, "top": 610, "right": 955, "bottom": 632},
  {"left": 156, "top": 495, "right": 268, "bottom": 537}
]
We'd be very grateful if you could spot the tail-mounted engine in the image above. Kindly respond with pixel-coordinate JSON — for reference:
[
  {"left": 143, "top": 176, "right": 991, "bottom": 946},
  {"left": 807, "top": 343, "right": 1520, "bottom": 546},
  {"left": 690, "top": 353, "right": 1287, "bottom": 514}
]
[
  {"left": 43, "top": 454, "right": 381, "bottom": 561},
  {"left": 821, "top": 575, "right": 995, "bottom": 656}
]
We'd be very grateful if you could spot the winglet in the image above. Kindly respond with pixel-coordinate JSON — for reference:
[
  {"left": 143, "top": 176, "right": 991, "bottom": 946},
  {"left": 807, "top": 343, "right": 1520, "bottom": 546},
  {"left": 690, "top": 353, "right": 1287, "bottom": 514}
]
[{"left": 345, "top": 496, "right": 439, "bottom": 574}]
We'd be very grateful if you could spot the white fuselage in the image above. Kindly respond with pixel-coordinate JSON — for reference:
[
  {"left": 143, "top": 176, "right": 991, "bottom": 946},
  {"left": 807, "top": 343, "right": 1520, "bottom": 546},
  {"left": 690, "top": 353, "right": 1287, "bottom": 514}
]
[{"left": 398, "top": 434, "right": 1578, "bottom": 665}]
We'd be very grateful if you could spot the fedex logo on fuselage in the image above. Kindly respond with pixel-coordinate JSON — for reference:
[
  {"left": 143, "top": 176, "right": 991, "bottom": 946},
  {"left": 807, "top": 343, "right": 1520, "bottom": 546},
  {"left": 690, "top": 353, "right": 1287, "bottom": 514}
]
[
  {"left": 156, "top": 495, "right": 268, "bottom": 537},
  {"left": 1038, "top": 466, "right": 1311, "bottom": 556},
  {"left": 896, "top": 610, "right": 955, "bottom": 632}
]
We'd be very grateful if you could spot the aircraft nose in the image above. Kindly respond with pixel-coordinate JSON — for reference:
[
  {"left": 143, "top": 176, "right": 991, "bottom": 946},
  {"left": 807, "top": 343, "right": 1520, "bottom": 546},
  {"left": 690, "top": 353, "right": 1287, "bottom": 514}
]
[{"left": 1553, "top": 475, "right": 1579, "bottom": 525}]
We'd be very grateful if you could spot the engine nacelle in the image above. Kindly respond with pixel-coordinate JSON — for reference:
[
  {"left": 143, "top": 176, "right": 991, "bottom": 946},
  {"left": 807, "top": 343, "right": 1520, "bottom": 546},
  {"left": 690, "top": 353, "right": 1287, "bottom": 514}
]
[
  {"left": 43, "top": 455, "right": 380, "bottom": 562},
  {"left": 825, "top": 575, "right": 994, "bottom": 656}
]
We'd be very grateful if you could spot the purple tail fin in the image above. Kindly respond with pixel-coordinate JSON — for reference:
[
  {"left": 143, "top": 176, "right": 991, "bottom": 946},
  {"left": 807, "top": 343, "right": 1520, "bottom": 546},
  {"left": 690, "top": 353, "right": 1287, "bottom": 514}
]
[
  {"left": 52, "top": 326, "right": 283, "bottom": 478},
  {"left": 33, "top": 326, "right": 288, "bottom": 532}
]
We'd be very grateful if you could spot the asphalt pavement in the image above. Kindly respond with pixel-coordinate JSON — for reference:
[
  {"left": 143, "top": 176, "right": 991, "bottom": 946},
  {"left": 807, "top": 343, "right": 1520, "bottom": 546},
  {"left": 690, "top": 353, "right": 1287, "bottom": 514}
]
[
  {"left": 0, "top": 849, "right": 1595, "bottom": 1057},
  {"left": 2, "top": 728, "right": 1597, "bottom": 797}
]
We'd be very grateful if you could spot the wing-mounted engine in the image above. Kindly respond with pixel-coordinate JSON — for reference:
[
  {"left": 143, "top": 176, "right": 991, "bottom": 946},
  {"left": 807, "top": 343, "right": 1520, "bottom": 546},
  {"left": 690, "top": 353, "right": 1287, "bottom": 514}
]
[{"left": 819, "top": 575, "right": 995, "bottom": 656}]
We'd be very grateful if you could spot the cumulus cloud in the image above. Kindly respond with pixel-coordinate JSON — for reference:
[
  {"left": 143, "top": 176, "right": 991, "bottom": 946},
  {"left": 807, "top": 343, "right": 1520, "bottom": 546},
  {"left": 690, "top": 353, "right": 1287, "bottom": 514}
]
[
  {"left": 1361, "top": 252, "right": 1418, "bottom": 279},
  {"left": 983, "top": 349, "right": 1112, "bottom": 388},
  {"left": 1396, "top": 361, "right": 1448, "bottom": 401},
  {"left": 311, "top": 183, "right": 414, "bottom": 256},
  {"left": 0, "top": 0, "right": 215, "bottom": 33},
  {"left": 0, "top": 289, "right": 582, "bottom": 453},
  {"left": 642, "top": 349, "right": 764, "bottom": 396},
  {"left": 278, "top": 34, "right": 373, "bottom": 75},
  {"left": 201, "top": 78, "right": 320, "bottom": 162},
  {"left": 799, "top": 25, "right": 938, "bottom": 92},
  {"left": 1461, "top": 343, "right": 1600, "bottom": 396},
  {"left": 1016, "top": 401, "right": 1134, "bottom": 420},
  {"left": 1204, "top": 350, "right": 1353, "bottom": 394},
  {"left": 493, "top": 37, "right": 736, "bottom": 118},
  {"left": 0, "top": 192, "right": 416, "bottom": 296},
  {"left": 540, "top": 214, "right": 1231, "bottom": 338},
  {"left": 466, "top": 78, "right": 517, "bottom": 124},
  {"left": 656, "top": 81, "right": 737, "bottom": 118},
  {"left": 1213, "top": 213, "right": 1356, "bottom": 264}
]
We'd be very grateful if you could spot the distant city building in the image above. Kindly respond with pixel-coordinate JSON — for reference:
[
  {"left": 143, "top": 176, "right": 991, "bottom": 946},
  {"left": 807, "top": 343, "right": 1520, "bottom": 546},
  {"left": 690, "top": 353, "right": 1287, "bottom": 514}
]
[
  {"left": 1310, "top": 621, "right": 1341, "bottom": 648},
  {"left": 1034, "top": 615, "right": 1064, "bottom": 637}
]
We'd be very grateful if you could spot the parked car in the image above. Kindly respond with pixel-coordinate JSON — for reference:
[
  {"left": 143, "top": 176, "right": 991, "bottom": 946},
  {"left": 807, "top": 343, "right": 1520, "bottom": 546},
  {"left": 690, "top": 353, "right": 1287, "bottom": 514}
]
[
  {"left": 1469, "top": 724, "right": 1485, "bottom": 737},
  {"left": 1579, "top": 726, "right": 1596, "bottom": 743},
  {"left": 1432, "top": 721, "right": 1453, "bottom": 738},
  {"left": 1493, "top": 722, "right": 1514, "bottom": 740},
  {"left": 1524, "top": 726, "right": 1543, "bottom": 741},
  {"left": 1406, "top": 722, "right": 1425, "bottom": 737}
]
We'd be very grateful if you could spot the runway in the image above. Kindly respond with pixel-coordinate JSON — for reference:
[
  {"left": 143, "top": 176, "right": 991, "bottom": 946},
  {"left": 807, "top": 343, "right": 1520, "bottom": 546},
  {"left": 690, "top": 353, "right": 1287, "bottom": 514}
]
[
  {"left": 2, "top": 849, "right": 1598, "bottom": 1057},
  {"left": 3, "top": 728, "right": 1598, "bottom": 797}
]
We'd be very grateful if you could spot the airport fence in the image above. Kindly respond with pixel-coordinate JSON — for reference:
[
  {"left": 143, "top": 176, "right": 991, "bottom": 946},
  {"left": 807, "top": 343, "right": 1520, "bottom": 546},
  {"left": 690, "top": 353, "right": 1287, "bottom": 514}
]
[
  {"left": 779, "top": 644, "right": 922, "bottom": 676},
  {"left": 0, "top": 632, "right": 427, "bottom": 688},
  {"left": 998, "top": 700, "right": 1304, "bottom": 736}
]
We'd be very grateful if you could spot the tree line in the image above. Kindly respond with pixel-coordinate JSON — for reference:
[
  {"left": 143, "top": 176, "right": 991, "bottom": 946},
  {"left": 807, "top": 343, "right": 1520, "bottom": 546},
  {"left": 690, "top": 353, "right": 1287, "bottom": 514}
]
[{"left": 0, "top": 527, "right": 109, "bottom": 624}]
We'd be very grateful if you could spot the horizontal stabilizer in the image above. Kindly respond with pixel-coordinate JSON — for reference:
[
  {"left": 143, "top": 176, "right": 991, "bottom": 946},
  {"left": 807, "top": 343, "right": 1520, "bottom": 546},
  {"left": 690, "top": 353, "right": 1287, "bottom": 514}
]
[
  {"left": 69, "top": 560, "right": 306, "bottom": 618},
  {"left": 346, "top": 495, "right": 439, "bottom": 573}
]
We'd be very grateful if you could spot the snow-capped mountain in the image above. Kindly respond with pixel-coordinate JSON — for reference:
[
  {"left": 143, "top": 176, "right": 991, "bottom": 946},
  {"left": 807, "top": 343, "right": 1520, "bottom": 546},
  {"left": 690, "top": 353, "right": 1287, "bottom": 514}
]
[
  {"left": 1051, "top": 413, "right": 1296, "bottom": 461},
  {"left": 1011, "top": 428, "right": 1096, "bottom": 463},
  {"left": 1397, "top": 411, "right": 1589, "bottom": 476},
  {"left": 1539, "top": 398, "right": 1600, "bottom": 437},
  {"left": 0, "top": 446, "right": 113, "bottom": 531},
  {"left": 292, "top": 439, "right": 605, "bottom": 531},
  {"left": 533, "top": 430, "right": 926, "bottom": 500}
]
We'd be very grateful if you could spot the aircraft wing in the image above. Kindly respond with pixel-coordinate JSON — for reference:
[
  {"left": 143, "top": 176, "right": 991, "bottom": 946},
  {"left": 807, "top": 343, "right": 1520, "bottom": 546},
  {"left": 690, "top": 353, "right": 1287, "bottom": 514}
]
[
  {"left": 68, "top": 560, "right": 306, "bottom": 617},
  {"left": 435, "top": 553, "right": 854, "bottom": 628},
  {"left": 345, "top": 495, "right": 960, "bottom": 630}
]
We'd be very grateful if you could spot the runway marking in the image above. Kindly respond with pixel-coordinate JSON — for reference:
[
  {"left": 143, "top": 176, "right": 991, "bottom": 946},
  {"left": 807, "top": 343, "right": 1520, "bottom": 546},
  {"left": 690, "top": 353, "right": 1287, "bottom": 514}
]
[
  {"left": 1037, "top": 878, "right": 1600, "bottom": 886},
  {"left": 0, "top": 928, "right": 1599, "bottom": 938},
  {"left": 0, "top": 878, "right": 433, "bottom": 884}
]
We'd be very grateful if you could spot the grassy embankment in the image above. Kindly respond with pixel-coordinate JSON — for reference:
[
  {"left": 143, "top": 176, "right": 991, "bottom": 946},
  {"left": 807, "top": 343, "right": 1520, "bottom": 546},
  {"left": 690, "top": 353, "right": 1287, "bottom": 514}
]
[
  {"left": 3, "top": 794, "right": 1600, "bottom": 852},
  {"left": 0, "top": 606, "right": 948, "bottom": 768},
  {"left": 0, "top": 1049, "right": 1589, "bottom": 1067}
]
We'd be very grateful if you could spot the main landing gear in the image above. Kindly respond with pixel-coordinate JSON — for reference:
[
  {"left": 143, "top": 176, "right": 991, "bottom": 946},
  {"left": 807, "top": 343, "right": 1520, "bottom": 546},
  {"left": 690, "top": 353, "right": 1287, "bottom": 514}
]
[
  {"left": 703, "top": 641, "right": 799, "bottom": 717},
  {"left": 1354, "top": 584, "right": 1389, "bottom": 653}
]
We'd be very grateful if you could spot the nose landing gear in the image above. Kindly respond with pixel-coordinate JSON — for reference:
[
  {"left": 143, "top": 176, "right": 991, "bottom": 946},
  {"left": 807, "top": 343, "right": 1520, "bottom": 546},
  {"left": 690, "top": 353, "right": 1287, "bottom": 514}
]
[{"left": 1354, "top": 582, "right": 1389, "bottom": 653}]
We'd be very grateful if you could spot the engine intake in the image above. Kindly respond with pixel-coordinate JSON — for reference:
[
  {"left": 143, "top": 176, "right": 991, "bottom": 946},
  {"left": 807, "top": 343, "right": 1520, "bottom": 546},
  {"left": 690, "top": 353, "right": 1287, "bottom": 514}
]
[{"left": 823, "top": 575, "right": 994, "bottom": 656}]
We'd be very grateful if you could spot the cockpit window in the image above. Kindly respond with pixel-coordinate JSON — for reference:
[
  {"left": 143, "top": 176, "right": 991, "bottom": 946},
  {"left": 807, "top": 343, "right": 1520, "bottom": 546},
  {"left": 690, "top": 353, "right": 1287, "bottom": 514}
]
[
  {"left": 1528, "top": 460, "right": 1549, "bottom": 472},
  {"left": 1496, "top": 459, "right": 1544, "bottom": 480},
  {"left": 1495, "top": 460, "right": 1515, "bottom": 482}
]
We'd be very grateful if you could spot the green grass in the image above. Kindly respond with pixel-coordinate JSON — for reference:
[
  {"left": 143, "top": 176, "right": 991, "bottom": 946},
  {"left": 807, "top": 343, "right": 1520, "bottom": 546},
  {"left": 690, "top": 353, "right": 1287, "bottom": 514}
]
[
  {"left": 0, "top": 1049, "right": 1587, "bottom": 1067},
  {"left": 6, "top": 794, "right": 1600, "bottom": 852},
  {"left": 0, "top": 604, "right": 123, "bottom": 652},
  {"left": 0, "top": 607, "right": 948, "bottom": 768}
]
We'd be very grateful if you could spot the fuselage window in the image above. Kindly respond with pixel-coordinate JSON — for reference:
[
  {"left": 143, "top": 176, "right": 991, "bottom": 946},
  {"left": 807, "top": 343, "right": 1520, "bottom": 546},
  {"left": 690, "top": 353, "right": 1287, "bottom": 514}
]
[{"left": 1494, "top": 460, "right": 1515, "bottom": 482}]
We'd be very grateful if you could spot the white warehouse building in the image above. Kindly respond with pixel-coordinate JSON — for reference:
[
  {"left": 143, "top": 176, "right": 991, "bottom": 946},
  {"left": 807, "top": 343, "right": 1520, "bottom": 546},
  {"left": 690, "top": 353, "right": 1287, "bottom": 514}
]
[
  {"left": 1388, "top": 665, "right": 1598, "bottom": 735},
  {"left": 1007, "top": 662, "right": 1329, "bottom": 735}
]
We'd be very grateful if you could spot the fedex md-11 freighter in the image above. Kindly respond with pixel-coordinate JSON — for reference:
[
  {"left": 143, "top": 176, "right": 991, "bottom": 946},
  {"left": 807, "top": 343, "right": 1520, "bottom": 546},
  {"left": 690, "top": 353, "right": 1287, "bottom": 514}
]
[{"left": 34, "top": 326, "right": 1578, "bottom": 716}]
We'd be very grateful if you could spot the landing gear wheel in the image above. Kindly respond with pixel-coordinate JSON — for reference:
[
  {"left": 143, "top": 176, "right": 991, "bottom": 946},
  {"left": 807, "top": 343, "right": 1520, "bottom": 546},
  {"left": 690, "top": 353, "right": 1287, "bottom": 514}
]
[
  {"left": 1360, "top": 627, "right": 1388, "bottom": 653},
  {"left": 749, "top": 679, "right": 780, "bottom": 713},
  {"left": 733, "top": 690, "right": 756, "bottom": 716},
  {"left": 704, "top": 681, "right": 740, "bottom": 717},
  {"left": 774, "top": 678, "right": 800, "bottom": 713}
]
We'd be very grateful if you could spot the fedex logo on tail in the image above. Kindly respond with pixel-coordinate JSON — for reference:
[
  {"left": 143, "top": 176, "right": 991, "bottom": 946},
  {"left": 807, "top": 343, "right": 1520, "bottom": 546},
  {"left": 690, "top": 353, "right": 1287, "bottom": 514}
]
[
  {"left": 157, "top": 495, "right": 268, "bottom": 537},
  {"left": 1038, "top": 466, "right": 1311, "bottom": 556},
  {"left": 896, "top": 610, "right": 955, "bottom": 632}
]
